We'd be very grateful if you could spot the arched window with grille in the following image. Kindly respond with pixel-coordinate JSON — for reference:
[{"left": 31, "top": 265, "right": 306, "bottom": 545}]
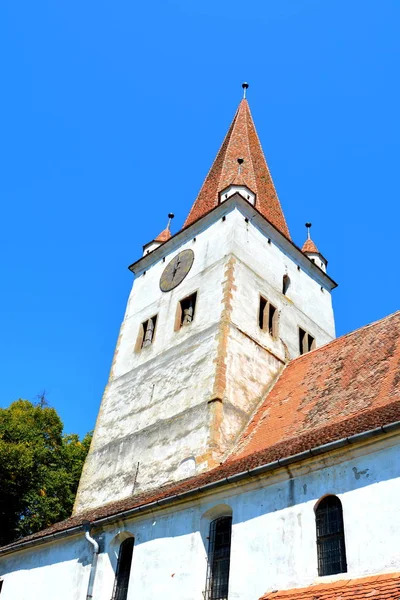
[
  {"left": 112, "top": 537, "right": 134, "bottom": 600},
  {"left": 204, "top": 516, "right": 232, "bottom": 600},
  {"left": 315, "top": 496, "right": 347, "bottom": 576}
]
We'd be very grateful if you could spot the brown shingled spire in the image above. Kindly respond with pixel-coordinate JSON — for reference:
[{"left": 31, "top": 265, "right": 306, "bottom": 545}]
[{"left": 183, "top": 93, "right": 291, "bottom": 239}]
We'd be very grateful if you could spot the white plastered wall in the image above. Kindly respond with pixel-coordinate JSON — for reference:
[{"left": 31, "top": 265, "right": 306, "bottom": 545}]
[{"left": 75, "top": 201, "right": 336, "bottom": 513}]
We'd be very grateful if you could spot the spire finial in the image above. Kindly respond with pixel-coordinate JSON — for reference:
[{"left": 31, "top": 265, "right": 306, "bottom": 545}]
[
  {"left": 167, "top": 212, "right": 175, "bottom": 229},
  {"left": 242, "top": 82, "right": 249, "bottom": 99},
  {"left": 305, "top": 222, "right": 312, "bottom": 240}
]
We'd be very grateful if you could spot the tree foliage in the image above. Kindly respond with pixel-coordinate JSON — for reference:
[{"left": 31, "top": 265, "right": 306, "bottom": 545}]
[{"left": 0, "top": 399, "right": 92, "bottom": 546}]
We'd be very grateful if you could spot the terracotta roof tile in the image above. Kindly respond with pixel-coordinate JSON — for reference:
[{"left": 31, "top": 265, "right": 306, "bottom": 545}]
[
  {"left": 260, "top": 572, "right": 400, "bottom": 600},
  {"left": 183, "top": 99, "right": 290, "bottom": 238},
  {"left": 232, "top": 311, "right": 400, "bottom": 461},
  {"left": 154, "top": 226, "right": 171, "bottom": 243},
  {"left": 302, "top": 238, "right": 320, "bottom": 253}
]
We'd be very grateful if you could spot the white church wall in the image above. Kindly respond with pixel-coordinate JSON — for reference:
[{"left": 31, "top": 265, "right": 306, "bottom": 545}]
[
  {"left": 0, "top": 535, "right": 90, "bottom": 600},
  {"left": 2, "top": 437, "right": 399, "bottom": 600}
]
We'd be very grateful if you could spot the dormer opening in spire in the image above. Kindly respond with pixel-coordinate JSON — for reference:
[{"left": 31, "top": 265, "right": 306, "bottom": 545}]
[{"left": 183, "top": 89, "right": 291, "bottom": 239}]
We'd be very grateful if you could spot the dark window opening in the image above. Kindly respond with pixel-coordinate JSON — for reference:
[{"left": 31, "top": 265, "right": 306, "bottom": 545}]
[
  {"left": 0, "top": 580, "right": 3, "bottom": 593},
  {"left": 142, "top": 315, "right": 157, "bottom": 348},
  {"left": 136, "top": 315, "right": 157, "bottom": 351},
  {"left": 205, "top": 516, "right": 232, "bottom": 600},
  {"left": 282, "top": 274, "right": 290, "bottom": 295},
  {"left": 259, "top": 297, "right": 267, "bottom": 329},
  {"left": 259, "top": 296, "right": 278, "bottom": 337},
  {"left": 177, "top": 292, "right": 197, "bottom": 328},
  {"left": 299, "top": 327, "right": 315, "bottom": 355},
  {"left": 112, "top": 537, "right": 134, "bottom": 600},
  {"left": 316, "top": 496, "right": 347, "bottom": 576}
]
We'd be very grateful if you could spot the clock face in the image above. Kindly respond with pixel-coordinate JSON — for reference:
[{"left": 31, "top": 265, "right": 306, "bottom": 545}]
[{"left": 160, "top": 249, "right": 195, "bottom": 292}]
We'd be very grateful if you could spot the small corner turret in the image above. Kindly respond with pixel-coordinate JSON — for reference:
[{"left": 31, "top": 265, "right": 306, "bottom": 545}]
[
  {"left": 302, "top": 222, "right": 327, "bottom": 272},
  {"left": 142, "top": 213, "right": 174, "bottom": 256}
]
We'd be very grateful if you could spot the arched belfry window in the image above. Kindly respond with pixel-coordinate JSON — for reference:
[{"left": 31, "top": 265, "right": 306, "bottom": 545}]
[
  {"left": 205, "top": 516, "right": 232, "bottom": 600},
  {"left": 315, "top": 496, "right": 347, "bottom": 576},
  {"left": 112, "top": 537, "right": 134, "bottom": 600}
]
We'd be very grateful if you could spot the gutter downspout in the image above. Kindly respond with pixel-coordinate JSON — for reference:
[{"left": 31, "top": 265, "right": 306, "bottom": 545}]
[{"left": 83, "top": 522, "right": 99, "bottom": 600}]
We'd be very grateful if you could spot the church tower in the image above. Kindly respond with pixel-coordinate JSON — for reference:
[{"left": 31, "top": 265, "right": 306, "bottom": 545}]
[{"left": 74, "top": 86, "right": 337, "bottom": 514}]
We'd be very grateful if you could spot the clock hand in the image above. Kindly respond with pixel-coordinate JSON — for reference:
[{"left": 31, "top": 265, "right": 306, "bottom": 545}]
[{"left": 172, "top": 257, "right": 181, "bottom": 278}]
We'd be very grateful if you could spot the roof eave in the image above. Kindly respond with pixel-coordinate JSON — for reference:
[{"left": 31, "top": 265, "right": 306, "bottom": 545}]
[{"left": 128, "top": 195, "right": 338, "bottom": 289}]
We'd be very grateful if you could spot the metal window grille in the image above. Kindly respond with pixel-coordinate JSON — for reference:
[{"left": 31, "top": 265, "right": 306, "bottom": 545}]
[
  {"left": 112, "top": 538, "right": 134, "bottom": 600},
  {"left": 316, "top": 496, "right": 347, "bottom": 576},
  {"left": 204, "top": 516, "right": 232, "bottom": 600}
]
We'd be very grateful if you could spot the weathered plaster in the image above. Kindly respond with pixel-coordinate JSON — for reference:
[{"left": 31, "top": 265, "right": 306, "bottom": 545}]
[{"left": 75, "top": 201, "right": 336, "bottom": 513}]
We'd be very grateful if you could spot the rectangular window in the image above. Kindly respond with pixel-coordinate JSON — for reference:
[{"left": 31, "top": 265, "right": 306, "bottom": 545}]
[
  {"left": 259, "top": 296, "right": 278, "bottom": 337},
  {"left": 299, "top": 327, "right": 315, "bottom": 355},
  {"left": 176, "top": 292, "right": 197, "bottom": 329},
  {"left": 135, "top": 315, "right": 157, "bottom": 351}
]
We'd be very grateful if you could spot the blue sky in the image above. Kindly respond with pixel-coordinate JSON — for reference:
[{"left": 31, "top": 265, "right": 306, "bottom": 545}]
[{"left": 1, "top": 0, "right": 399, "bottom": 437}]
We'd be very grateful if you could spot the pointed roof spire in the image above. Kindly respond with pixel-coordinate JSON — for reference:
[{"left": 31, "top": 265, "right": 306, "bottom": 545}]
[
  {"left": 302, "top": 222, "right": 319, "bottom": 253},
  {"left": 155, "top": 213, "right": 174, "bottom": 243},
  {"left": 183, "top": 84, "right": 291, "bottom": 239}
]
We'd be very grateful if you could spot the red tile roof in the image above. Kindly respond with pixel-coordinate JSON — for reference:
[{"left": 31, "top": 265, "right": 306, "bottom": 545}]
[
  {"left": 183, "top": 99, "right": 291, "bottom": 239},
  {"left": 260, "top": 572, "right": 400, "bottom": 600},
  {"left": 2, "top": 312, "right": 399, "bottom": 552},
  {"left": 154, "top": 226, "right": 171, "bottom": 243},
  {"left": 232, "top": 311, "right": 400, "bottom": 461},
  {"left": 302, "top": 238, "right": 320, "bottom": 253}
]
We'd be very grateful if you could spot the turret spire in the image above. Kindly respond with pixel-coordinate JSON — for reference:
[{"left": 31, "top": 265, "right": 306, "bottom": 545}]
[
  {"left": 183, "top": 87, "right": 290, "bottom": 239},
  {"left": 154, "top": 213, "right": 174, "bottom": 243}
]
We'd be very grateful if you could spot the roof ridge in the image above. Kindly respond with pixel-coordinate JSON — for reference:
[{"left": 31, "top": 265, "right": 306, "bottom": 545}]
[
  {"left": 246, "top": 103, "right": 290, "bottom": 237},
  {"left": 183, "top": 105, "right": 239, "bottom": 228},
  {"left": 243, "top": 100, "right": 258, "bottom": 196}
]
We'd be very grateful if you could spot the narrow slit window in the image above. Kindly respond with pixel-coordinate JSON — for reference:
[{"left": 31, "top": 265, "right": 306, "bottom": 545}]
[
  {"left": 177, "top": 292, "right": 197, "bottom": 329},
  {"left": 259, "top": 297, "right": 267, "bottom": 329},
  {"left": 112, "top": 537, "right": 134, "bottom": 600},
  {"left": 282, "top": 274, "right": 290, "bottom": 295},
  {"left": 205, "top": 516, "right": 232, "bottom": 600},
  {"left": 136, "top": 315, "right": 157, "bottom": 351},
  {"left": 259, "top": 296, "right": 278, "bottom": 337},
  {"left": 316, "top": 496, "right": 347, "bottom": 576},
  {"left": 299, "top": 327, "right": 315, "bottom": 355}
]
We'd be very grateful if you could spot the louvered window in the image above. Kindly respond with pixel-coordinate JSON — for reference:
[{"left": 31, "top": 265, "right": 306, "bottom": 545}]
[
  {"left": 316, "top": 496, "right": 347, "bottom": 576},
  {"left": 112, "top": 538, "right": 134, "bottom": 600},
  {"left": 204, "top": 516, "right": 232, "bottom": 600}
]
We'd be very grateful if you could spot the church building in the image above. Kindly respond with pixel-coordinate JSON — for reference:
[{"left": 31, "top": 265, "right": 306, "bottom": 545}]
[{"left": 0, "top": 84, "right": 399, "bottom": 600}]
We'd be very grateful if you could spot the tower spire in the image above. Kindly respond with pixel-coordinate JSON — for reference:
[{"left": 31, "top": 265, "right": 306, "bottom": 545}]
[{"left": 183, "top": 87, "right": 291, "bottom": 239}]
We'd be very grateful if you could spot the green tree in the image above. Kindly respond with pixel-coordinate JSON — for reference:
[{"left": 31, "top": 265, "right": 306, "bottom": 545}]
[{"left": 0, "top": 399, "right": 92, "bottom": 545}]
